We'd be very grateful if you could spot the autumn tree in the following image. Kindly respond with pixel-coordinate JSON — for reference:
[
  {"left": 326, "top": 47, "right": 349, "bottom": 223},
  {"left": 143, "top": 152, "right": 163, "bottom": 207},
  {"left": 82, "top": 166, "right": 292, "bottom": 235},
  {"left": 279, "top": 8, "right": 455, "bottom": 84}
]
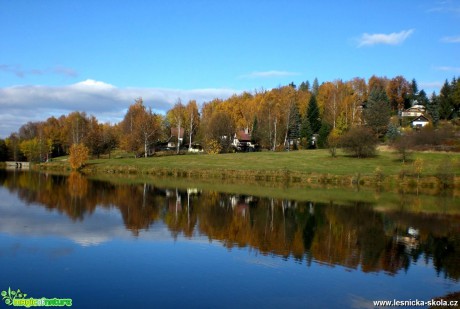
[
  {"left": 120, "top": 98, "right": 161, "bottom": 157},
  {"left": 319, "top": 80, "right": 354, "bottom": 132},
  {"left": 101, "top": 123, "right": 118, "bottom": 158},
  {"left": 285, "top": 99, "right": 301, "bottom": 149},
  {"left": 327, "top": 128, "right": 340, "bottom": 157},
  {"left": 350, "top": 77, "right": 368, "bottom": 126},
  {"left": 84, "top": 116, "right": 104, "bottom": 158},
  {"left": 317, "top": 81, "right": 335, "bottom": 127},
  {"left": 18, "top": 121, "right": 52, "bottom": 161},
  {"left": 6, "top": 133, "right": 23, "bottom": 161},
  {"left": 18, "top": 121, "right": 41, "bottom": 140},
  {"left": 185, "top": 100, "right": 200, "bottom": 150},
  {"left": 20, "top": 138, "right": 51, "bottom": 162},
  {"left": 204, "top": 111, "right": 235, "bottom": 153},
  {"left": 42, "top": 116, "right": 66, "bottom": 157},
  {"left": 167, "top": 99, "right": 186, "bottom": 154},
  {"left": 368, "top": 75, "right": 388, "bottom": 95},
  {"left": 64, "top": 112, "right": 89, "bottom": 149},
  {"left": 69, "top": 143, "right": 89, "bottom": 170},
  {"left": 0, "top": 139, "right": 7, "bottom": 161},
  {"left": 387, "top": 76, "right": 412, "bottom": 111}
]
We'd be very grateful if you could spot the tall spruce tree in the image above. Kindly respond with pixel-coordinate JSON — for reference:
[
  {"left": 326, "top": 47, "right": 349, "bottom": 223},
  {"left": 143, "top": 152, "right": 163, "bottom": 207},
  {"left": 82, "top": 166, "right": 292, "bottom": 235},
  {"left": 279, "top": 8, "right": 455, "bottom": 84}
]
[
  {"left": 427, "top": 92, "right": 440, "bottom": 127},
  {"left": 418, "top": 89, "right": 429, "bottom": 106},
  {"left": 300, "top": 116, "right": 313, "bottom": 148},
  {"left": 251, "top": 116, "right": 261, "bottom": 145},
  {"left": 363, "top": 87, "right": 391, "bottom": 138},
  {"left": 411, "top": 78, "right": 419, "bottom": 105},
  {"left": 451, "top": 77, "right": 460, "bottom": 117},
  {"left": 307, "top": 95, "right": 321, "bottom": 133},
  {"left": 299, "top": 81, "right": 310, "bottom": 92},
  {"left": 439, "top": 80, "right": 453, "bottom": 120},
  {"left": 312, "top": 78, "right": 319, "bottom": 96}
]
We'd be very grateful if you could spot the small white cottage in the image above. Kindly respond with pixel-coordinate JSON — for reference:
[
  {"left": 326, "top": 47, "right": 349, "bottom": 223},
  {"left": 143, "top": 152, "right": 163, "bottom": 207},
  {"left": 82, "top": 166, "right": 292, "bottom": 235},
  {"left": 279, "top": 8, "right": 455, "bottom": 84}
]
[{"left": 410, "top": 115, "right": 429, "bottom": 128}]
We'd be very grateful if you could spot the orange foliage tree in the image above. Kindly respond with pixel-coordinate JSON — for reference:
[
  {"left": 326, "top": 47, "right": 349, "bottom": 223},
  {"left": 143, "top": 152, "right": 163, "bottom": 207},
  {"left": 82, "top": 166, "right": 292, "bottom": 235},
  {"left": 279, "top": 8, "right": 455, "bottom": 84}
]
[{"left": 69, "top": 143, "right": 89, "bottom": 170}]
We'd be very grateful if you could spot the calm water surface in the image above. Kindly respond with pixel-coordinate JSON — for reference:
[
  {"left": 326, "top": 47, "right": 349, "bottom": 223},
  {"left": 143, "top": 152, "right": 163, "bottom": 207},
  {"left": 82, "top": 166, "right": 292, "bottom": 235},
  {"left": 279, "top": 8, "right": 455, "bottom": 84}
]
[{"left": 0, "top": 170, "right": 459, "bottom": 308}]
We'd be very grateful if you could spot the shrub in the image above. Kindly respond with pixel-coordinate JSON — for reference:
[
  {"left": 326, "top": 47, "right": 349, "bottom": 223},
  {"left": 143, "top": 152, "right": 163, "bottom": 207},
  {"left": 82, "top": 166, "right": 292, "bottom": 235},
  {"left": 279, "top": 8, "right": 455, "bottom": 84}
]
[
  {"left": 436, "top": 158, "right": 454, "bottom": 188},
  {"left": 374, "top": 166, "right": 384, "bottom": 183},
  {"left": 327, "top": 129, "right": 340, "bottom": 157},
  {"left": 340, "top": 127, "right": 378, "bottom": 158},
  {"left": 392, "top": 134, "right": 414, "bottom": 163},
  {"left": 204, "top": 139, "right": 222, "bottom": 155},
  {"left": 413, "top": 158, "right": 423, "bottom": 181},
  {"left": 69, "top": 143, "right": 89, "bottom": 170}
]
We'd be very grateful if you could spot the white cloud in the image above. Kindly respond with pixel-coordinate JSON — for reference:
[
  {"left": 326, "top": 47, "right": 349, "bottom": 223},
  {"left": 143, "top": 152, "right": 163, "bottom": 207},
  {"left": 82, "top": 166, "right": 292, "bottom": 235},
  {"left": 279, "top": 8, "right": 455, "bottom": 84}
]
[
  {"left": 240, "top": 70, "right": 301, "bottom": 79},
  {"left": 0, "top": 64, "right": 77, "bottom": 78},
  {"left": 441, "top": 35, "right": 460, "bottom": 43},
  {"left": 0, "top": 79, "right": 240, "bottom": 138},
  {"left": 427, "top": 0, "right": 460, "bottom": 15},
  {"left": 357, "top": 29, "right": 414, "bottom": 47},
  {"left": 434, "top": 66, "right": 460, "bottom": 73},
  {"left": 419, "top": 81, "right": 443, "bottom": 92}
]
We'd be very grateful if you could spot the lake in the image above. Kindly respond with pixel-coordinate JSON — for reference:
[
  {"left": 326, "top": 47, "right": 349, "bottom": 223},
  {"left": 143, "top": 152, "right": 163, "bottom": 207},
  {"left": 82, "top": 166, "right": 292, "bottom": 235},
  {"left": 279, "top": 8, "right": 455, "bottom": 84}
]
[{"left": 0, "top": 170, "right": 459, "bottom": 308}]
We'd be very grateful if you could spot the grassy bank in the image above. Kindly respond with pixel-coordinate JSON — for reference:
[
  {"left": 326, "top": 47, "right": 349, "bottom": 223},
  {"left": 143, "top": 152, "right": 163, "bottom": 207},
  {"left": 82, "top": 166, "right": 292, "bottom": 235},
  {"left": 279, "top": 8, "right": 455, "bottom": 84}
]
[{"left": 38, "top": 149, "right": 460, "bottom": 189}]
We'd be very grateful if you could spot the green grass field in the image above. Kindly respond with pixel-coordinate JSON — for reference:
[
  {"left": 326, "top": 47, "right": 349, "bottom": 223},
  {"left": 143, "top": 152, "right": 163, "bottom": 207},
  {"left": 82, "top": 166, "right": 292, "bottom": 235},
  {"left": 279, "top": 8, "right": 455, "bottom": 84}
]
[{"left": 43, "top": 148, "right": 460, "bottom": 178}]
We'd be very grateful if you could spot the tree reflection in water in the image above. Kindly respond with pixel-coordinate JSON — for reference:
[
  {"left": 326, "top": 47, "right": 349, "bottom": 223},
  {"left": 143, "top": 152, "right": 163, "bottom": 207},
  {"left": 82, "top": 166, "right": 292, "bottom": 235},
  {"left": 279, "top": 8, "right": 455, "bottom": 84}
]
[{"left": 1, "top": 170, "right": 459, "bottom": 281}]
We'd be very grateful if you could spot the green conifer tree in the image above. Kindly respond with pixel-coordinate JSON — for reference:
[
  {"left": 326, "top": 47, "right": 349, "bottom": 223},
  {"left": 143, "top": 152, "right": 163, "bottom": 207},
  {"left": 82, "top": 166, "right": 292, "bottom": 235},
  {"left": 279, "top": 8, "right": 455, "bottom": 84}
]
[{"left": 307, "top": 95, "right": 321, "bottom": 133}]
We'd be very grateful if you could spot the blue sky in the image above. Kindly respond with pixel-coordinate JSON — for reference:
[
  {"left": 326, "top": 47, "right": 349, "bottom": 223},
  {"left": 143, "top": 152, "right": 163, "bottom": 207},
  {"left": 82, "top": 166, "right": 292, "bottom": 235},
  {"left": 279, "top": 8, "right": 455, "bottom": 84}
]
[{"left": 0, "top": 0, "right": 459, "bottom": 137}]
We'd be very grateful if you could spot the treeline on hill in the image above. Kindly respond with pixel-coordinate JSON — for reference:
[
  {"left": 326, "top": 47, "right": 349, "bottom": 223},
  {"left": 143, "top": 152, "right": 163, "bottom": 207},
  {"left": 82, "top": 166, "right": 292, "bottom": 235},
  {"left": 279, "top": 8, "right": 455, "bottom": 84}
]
[{"left": 1, "top": 75, "right": 459, "bottom": 163}]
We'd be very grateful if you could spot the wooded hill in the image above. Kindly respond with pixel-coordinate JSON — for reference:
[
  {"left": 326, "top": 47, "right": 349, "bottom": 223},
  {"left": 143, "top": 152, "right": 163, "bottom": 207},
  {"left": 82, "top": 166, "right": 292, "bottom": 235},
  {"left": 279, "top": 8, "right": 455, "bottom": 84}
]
[{"left": 1, "top": 75, "right": 459, "bottom": 162}]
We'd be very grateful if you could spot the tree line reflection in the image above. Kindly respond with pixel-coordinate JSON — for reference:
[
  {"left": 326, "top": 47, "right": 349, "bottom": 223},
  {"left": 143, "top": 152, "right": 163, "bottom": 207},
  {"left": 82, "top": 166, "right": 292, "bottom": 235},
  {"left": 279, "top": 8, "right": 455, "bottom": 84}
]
[{"left": 1, "top": 170, "right": 459, "bottom": 281}]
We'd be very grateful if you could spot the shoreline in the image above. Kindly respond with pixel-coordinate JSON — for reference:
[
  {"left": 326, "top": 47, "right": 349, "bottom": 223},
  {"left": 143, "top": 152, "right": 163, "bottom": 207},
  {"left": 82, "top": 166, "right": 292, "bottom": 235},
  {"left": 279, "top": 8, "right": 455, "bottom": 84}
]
[{"left": 7, "top": 148, "right": 459, "bottom": 191}]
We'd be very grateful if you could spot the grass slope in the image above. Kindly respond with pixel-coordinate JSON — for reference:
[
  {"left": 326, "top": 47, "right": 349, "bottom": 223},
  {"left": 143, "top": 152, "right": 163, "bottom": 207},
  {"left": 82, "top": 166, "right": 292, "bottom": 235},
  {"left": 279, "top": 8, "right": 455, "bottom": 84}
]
[{"left": 79, "top": 149, "right": 460, "bottom": 175}]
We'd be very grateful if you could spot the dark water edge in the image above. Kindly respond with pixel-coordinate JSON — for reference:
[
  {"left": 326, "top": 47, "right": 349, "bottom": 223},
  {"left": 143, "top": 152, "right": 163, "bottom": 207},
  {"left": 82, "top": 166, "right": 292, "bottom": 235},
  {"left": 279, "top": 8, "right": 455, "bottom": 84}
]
[{"left": 0, "top": 170, "right": 459, "bottom": 308}]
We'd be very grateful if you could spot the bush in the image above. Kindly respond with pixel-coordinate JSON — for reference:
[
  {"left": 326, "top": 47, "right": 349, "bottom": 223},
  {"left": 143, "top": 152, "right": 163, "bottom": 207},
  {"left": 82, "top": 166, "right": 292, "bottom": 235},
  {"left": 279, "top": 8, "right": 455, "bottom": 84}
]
[
  {"left": 204, "top": 139, "right": 222, "bottom": 154},
  {"left": 392, "top": 135, "right": 414, "bottom": 163},
  {"left": 69, "top": 143, "right": 89, "bottom": 170},
  {"left": 436, "top": 158, "right": 454, "bottom": 188},
  {"left": 340, "top": 127, "right": 378, "bottom": 158},
  {"left": 327, "top": 129, "right": 340, "bottom": 157}
]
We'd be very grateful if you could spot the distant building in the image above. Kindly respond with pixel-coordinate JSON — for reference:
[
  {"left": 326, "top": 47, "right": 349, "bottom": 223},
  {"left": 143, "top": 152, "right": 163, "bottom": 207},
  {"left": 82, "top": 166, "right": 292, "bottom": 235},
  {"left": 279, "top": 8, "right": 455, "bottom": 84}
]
[
  {"left": 410, "top": 115, "right": 430, "bottom": 128},
  {"left": 401, "top": 105, "right": 425, "bottom": 118},
  {"left": 168, "top": 127, "right": 185, "bottom": 149},
  {"left": 233, "top": 129, "right": 255, "bottom": 152}
]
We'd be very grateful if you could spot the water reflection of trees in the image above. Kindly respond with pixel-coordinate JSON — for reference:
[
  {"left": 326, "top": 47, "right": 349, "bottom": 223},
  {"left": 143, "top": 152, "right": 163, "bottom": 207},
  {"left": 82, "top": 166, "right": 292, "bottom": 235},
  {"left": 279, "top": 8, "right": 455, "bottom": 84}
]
[{"left": 1, "top": 171, "right": 459, "bottom": 281}]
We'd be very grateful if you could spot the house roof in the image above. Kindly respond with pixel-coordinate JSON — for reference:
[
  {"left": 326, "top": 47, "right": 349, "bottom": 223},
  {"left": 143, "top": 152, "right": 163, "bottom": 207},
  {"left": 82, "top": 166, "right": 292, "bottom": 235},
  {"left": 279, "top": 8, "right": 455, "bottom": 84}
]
[
  {"left": 406, "top": 105, "right": 425, "bottom": 112},
  {"left": 235, "top": 130, "right": 251, "bottom": 142},
  {"left": 171, "top": 127, "right": 185, "bottom": 138},
  {"left": 410, "top": 115, "right": 429, "bottom": 123}
]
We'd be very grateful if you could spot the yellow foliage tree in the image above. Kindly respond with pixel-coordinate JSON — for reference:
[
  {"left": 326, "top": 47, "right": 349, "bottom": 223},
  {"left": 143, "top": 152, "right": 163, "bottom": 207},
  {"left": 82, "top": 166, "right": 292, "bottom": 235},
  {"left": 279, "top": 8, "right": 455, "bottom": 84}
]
[{"left": 69, "top": 143, "right": 89, "bottom": 170}]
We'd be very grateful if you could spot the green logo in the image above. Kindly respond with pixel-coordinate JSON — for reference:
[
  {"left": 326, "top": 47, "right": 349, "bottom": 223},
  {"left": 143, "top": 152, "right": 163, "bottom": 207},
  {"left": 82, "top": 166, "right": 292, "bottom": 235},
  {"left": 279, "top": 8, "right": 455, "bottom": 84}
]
[{"left": 1, "top": 288, "right": 72, "bottom": 307}]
